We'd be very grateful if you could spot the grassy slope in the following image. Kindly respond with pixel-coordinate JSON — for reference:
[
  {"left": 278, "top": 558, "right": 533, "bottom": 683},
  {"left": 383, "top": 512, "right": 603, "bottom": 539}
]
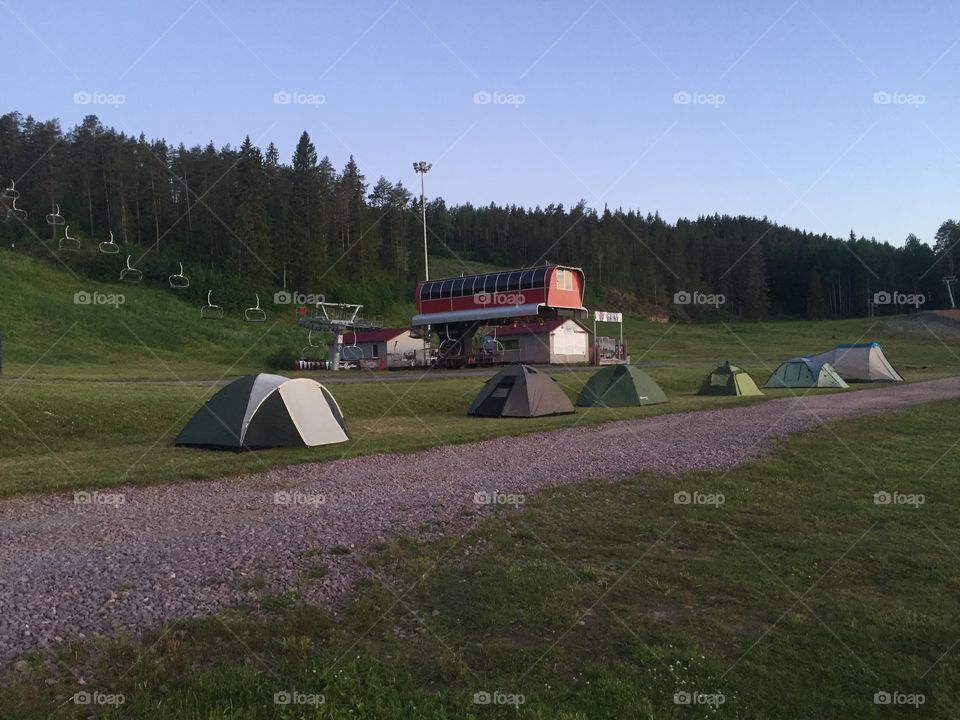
[
  {"left": 2, "top": 250, "right": 960, "bottom": 498},
  {"left": 4, "top": 400, "right": 959, "bottom": 718}
]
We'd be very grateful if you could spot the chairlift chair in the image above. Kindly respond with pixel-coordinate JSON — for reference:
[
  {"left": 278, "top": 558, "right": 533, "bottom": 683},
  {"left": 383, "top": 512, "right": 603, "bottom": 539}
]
[
  {"left": 300, "top": 329, "right": 323, "bottom": 362},
  {"left": 201, "top": 290, "right": 224, "bottom": 320},
  {"left": 5, "top": 196, "right": 26, "bottom": 222},
  {"left": 244, "top": 293, "right": 266, "bottom": 323},
  {"left": 168, "top": 261, "right": 189, "bottom": 289},
  {"left": 120, "top": 254, "right": 142, "bottom": 283},
  {"left": 438, "top": 326, "right": 462, "bottom": 358},
  {"left": 59, "top": 224, "right": 81, "bottom": 251},
  {"left": 341, "top": 332, "right": 363, "bottom": 363},
  {"left": 46, "top": 203, "right": 65, "bottom": 226},
  {"left": 481, "top": 327, "right": 505, "bottom": 355},
  {"left": 99, "top": 230, "right": 119, "bottom": 255},
  {"left": 1, "top": 179, "right": 19, "bottom": 201}
]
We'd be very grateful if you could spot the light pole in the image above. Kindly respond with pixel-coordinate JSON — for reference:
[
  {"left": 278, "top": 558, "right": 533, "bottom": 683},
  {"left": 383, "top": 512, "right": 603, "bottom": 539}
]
[{"left": 413, "top": 161, "right": 432, "bottom": 280}]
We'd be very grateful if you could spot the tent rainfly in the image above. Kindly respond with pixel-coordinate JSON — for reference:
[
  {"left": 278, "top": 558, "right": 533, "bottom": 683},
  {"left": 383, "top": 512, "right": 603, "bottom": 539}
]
[
  {"left": 805, "top": 342, "right": 903, "bottom": 382},
  {"left": 764, "top": 358, "right": 848, "bottom": 389},
  {"left": 576, "top": 365, "right": 668, "bottom": 407},
  {"left": 175, "top": 374, "right": 348, "bottom": 450},
  {"left": 698, "top": 362, "right": 764, "bottom": 396},
  {"left": 468, "top": 365, "right": 575, "bottom": 418}
]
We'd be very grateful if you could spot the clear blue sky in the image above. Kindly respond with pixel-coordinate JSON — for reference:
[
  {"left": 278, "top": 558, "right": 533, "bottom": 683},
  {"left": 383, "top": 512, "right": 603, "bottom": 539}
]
[{"left": 3, "top": 0, "right": 958, "bottom": 245}]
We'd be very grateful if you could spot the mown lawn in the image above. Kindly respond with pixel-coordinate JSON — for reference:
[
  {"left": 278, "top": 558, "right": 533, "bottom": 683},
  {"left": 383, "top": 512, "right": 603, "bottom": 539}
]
[{"left": 4, "top": 400, "right": 959, "bottom": 718}]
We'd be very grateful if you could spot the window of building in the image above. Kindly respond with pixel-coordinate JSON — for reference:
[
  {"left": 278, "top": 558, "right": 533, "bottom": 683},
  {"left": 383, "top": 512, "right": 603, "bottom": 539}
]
[
  {"left": 555, "top": 269, "right": 573, "bottom": 290},
  {"left": 372, "top": 344, "right": 379, "bottom": 358}
]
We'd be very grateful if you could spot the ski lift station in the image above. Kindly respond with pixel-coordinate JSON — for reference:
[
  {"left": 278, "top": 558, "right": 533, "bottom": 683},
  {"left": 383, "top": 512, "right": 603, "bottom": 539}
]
[{"left": 411, "top": 264, "right": 595, "bottom": 368}]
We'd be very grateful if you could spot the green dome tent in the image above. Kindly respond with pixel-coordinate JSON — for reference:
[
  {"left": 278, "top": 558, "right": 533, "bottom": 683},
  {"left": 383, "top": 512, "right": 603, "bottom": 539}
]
[
  {"left": 576, "top": 365, "right": 668, "bottom": 407},
  {"left": 698, "top": 362, "right": 763, "bottom": 397},
  {"left": 468, "top": 365, "right": 575, "bottom": 418},
  {"left": 175, "top": 374, "right": 348, "bottom": 450},
  {"left": 764, "top": 358, "right": 848, "bottom": 389}
]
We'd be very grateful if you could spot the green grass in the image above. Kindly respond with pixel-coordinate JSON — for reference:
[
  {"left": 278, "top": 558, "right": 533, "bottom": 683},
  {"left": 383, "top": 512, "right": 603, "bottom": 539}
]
[
  {"left": 5, "top": 399, "right": 959, "bottom": 718},
  {"left": 0, "top": 366, "right": 871, "bottom": 498}
]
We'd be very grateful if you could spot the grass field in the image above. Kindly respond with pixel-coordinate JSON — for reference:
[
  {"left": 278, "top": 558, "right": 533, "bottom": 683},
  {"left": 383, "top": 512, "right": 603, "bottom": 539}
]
[
  {"left": 4, "top": 399, "right": 959, "bottom": 718},
  {"left": 2, "top": 251, "right": 960, "bottom": 499}
]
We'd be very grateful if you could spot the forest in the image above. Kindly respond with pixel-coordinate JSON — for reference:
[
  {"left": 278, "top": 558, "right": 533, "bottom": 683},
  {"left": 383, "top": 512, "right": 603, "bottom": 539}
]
[{"left": 1, "top": 111, "right": 956, "bottom": 319}]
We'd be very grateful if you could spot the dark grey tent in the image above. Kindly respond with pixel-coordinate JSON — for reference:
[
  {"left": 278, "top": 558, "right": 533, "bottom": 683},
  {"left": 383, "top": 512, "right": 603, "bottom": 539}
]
[
  {"left": 175, "top": 374, "right": 348, "bottom": 450},
  {"left": 468, "top": 365, "right": 575, "bottom": 418}
]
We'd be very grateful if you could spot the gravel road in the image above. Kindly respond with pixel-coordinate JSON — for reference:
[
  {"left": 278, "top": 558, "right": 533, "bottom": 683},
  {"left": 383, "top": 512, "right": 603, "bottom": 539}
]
[{"left": 2, "top": 376, "right": 959, "bottom": 667}]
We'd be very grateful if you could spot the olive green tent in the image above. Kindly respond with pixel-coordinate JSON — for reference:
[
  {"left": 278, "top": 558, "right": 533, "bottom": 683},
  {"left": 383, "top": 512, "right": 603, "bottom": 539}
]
[
  {"left": 576, "top": 364, "right": 668, "bottom": 407},
  {"left": 698, "top": 362, "right": 763, "bottom": 397},
  {"left": 468, "top": 365, "right": 575, "bottom": 417},
  {"left": 764, "top": 358, "right": 848, "bottom": 389},
  {"left": 175, "top": 374, "right": 348, "bottom": 450}
]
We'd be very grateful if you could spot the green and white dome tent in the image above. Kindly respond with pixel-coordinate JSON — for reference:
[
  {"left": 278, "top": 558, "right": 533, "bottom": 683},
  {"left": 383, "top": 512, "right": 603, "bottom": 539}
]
[{"left": 175, "top": 374, "right": 348, "bottom": 450}]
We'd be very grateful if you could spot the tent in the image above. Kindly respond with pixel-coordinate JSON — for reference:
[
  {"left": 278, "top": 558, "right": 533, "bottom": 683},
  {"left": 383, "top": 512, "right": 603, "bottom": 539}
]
[
  {"left": 468, "top": 365, "right": 575, "bottom": 417},
  {"left": 806, "top": 342, "right": 903, "bottom": 382},
  {"left": 764, "top": 358, "right": 848, "bottom": 389},
  {"left": 576, "top": 365, "right": 668, "bottom": 407},
  {"left": 175, "top": 374, "right": 348, "bottom": 450},
  {"left": 697, "top": 362, "right": 763, "bottom": 397}
]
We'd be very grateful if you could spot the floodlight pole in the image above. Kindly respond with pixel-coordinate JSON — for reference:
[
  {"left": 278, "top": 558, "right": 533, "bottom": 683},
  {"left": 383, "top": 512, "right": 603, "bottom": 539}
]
[{"left": 413, "top": 161, "right": 432, "bottom": 280}]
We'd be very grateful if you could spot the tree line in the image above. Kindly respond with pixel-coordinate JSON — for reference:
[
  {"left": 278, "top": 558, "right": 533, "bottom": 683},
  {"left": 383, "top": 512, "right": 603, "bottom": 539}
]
[{"left": 0, "top": 111, "right": 953, "bottom": 319}]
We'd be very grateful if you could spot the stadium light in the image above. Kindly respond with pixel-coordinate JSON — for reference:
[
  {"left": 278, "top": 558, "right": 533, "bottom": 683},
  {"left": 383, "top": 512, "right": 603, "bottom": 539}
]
[{"left": 413, "top": 161, "right": 432, "bottom": 280}]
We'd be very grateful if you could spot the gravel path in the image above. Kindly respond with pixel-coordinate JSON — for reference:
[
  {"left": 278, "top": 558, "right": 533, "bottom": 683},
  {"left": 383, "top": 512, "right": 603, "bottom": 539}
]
[{"left": 2, "top": 376, "right": 959, "bottom": 667}]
